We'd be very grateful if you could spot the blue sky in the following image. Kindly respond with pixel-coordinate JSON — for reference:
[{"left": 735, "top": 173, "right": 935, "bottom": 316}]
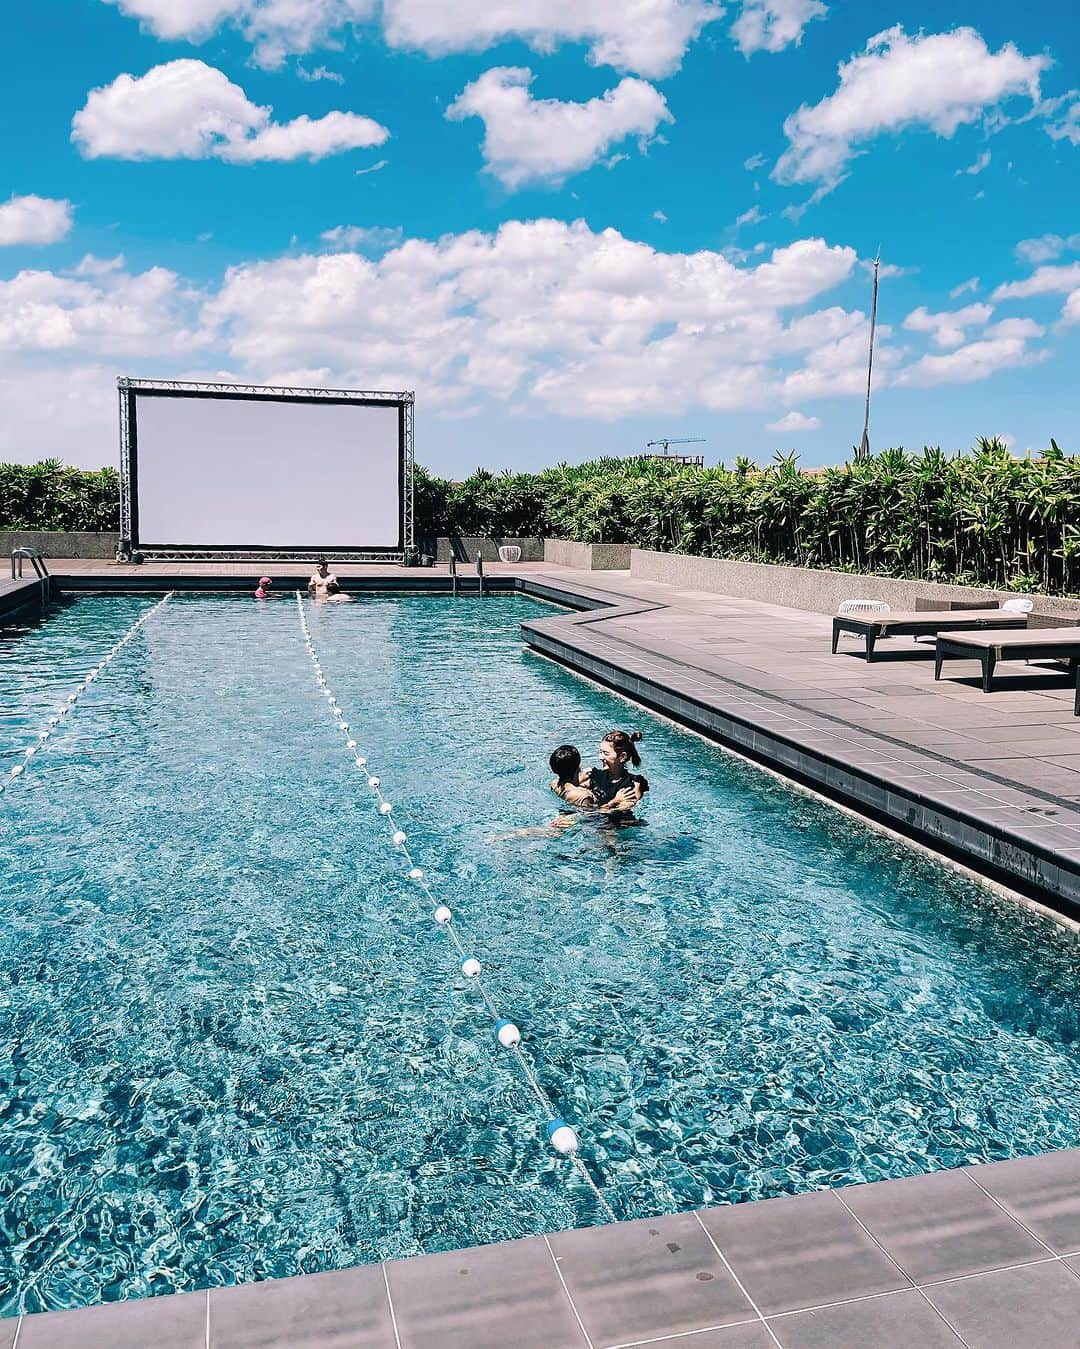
[{"left": 1, "top": 0, "right": 1078, "bottom": 474}]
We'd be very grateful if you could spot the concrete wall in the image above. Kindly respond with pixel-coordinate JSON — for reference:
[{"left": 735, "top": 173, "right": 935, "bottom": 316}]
[
  {"left": 628, "top": 549, "right": 1080, "bottom": 615},
  {"left": 427, "top": 536, "right": 545, "bottom": 563},
  {"left": 544, "top": 540, "right": 632, "bottom": 570},
  {"left": 1, "top": 530, "right": 119, "bottom": 559}
]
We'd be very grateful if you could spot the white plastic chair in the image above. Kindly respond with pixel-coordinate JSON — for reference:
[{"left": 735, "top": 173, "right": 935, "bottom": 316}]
[
  {"left": 498, "top": 545, "right": 522, "bottom": 563},
  {"left": 1002, "top": 598, "right": 1034, "bottom": 614},
  {"left": 835, "top": 598, "right": 891, "bottom": 645},
  {"left": 837, "top": 599, "right": 890, "bottom": 616}
]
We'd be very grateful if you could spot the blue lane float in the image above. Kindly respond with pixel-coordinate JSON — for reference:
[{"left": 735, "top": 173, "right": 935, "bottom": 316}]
[
  {"left": 295, "top": 591, "right": 616, "bottom": 1221},
  {"left": 2, "top": 591, "right": 173, "bottom": 794}
]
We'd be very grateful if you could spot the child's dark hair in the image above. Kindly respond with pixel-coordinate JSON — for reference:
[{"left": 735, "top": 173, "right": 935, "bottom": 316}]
[
  {"left": 549, "top": 744, "right": 581, "bottom": 785},
  {"left": 602, "top": 729, "right": 643, "bottom": 767}
]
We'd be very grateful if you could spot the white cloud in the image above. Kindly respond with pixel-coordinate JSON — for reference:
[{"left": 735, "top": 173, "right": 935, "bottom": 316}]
[
  {"left": 1014, "top": 233, "right": 1080, "bottom": 266},
  {"left": 732, "top": 0, "right": 826, "bottom": 56},
  {"left": 71, "top": 254, "right": 126, "bottom": 276},
  {"left": 743, "top": 152, "right": 766, "bottom": 171},
  {"left": 984, "top": 317, "right": 1043, "bottom": 340},
  {"left": 297, "top": 64, "right": 344, "bottom": 83},
  {"left": 446, "top": 68, "right": 671, "bottom": 189},
  {"left": 72, "top": 60, "right": 388, "bottom": 163},
  {"left": 896, "top": 329, "right": 1046, "bottom": 387},
  {"left": 228, "top": 110, "right": 388, "bottom": 162},
  {"left": 1043, "top": 91, "right": 1080, "bottom": 146},
  {"left": 0, "top": 195, "right": 74, "bottom": 246},
  {"left": 950, "top": 276, "right": 980, "bottom": 298},
  {"left": 102, "top": 0, "right": 374, "bottom": 69},
  {"left": 735, "top": 205, "right": 764, "bottom": 227},
  {"left": 0, "top": 263, "right": 204, "bottom": 356},
  {"left": 105, "top": 0, "right": 722, "bottom": 76},
  {"left": 766, "top": 409, "right": 820, "bottom": 431},
  {"left": 320, "top": 224, "right": 403, "bottom": 251},
  {"left": 381, "top": 0, "right": 722, "bottom": 78},
  {"left": 653, "top": 209, "right": 668, "bottom": 222},
  {"left": 1063, "top": 290, "right": 1080, "bottom": 325},
  {"left": 4, "top": 219, "right": 1044, "bottom": 454},
  {"left": 956, "top": 149, "right": 991, "bottom": 175},
  {"left": 356, "top": 159, "right": 388, "bottom": 175},
  {"left": 0, "top": 364, "right": 118, "bottom": 464},
  {"left": 781, "top": 323, "right": 899, "bottom": 402},
  {"left": 993, "top": 262, "right": 1080, "bottom": 300},
  {"left": 201, "top": 221, "right": 859, "bottom": 415},
  {"left": 774, "top": 26, "right": 1048, "bottom": 191},
  {"left": 902, "top": 302, "right": 993, "bottom": 349}
]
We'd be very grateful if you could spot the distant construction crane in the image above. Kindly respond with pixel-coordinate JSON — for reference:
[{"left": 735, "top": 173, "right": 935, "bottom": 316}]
[{"left": 641, "top": 437, "right": 707, "bottom": 466}]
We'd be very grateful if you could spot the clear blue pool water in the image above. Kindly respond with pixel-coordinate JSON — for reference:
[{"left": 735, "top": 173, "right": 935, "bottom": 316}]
[{"left": 0, "top": 592, "right": 1078, "bottom": 1314}]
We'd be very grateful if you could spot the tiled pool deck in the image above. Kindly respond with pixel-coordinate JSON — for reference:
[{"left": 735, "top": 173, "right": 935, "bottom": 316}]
[
  {"left": 6, "top": 559, "right": 1080, "bottom": 1345},
  {"left": 515, "top": 568, "right": 1080, "bottom": 917},
  {"left": 9, "top": 1151, "right": 1080, "bottom": 1347}
]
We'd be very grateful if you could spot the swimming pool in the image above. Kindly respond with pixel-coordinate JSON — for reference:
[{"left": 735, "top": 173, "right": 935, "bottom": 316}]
[{"left": 1, "top": 592, "right": 1078, "bottom": 1314}]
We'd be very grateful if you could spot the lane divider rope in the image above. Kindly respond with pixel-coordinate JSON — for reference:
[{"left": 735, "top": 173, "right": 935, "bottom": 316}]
[
  {"left": 2, "top": 592, "right": 173, "bottom": 794},
  {"left": 295, "top": 591, "right": 617, "bottom": 1222}
]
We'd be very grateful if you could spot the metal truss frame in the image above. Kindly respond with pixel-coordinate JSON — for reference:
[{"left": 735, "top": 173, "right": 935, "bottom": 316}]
[{"left": 117, "top": 377, "right": 415, "bottom": 562}]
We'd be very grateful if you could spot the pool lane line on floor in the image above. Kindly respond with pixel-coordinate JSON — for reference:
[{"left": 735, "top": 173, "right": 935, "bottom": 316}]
[
  {"left": 294, "top": 591, "right": 618, "bottom": 1225},
  {"left": 1, "top": 591, "right": 173, "bottom": 796}
]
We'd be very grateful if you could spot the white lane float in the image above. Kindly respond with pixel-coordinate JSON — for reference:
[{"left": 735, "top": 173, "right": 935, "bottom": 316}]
[
  {"left": 294, "top": 590, "right": 616, "bottom": 1222},
  {"left": 3, "top": 592, "right": 173, "bottom": 795}
]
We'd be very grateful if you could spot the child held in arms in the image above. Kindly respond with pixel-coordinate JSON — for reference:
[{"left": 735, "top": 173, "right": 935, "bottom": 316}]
[{"left": 550, "top": 731, "right": 648, "bottom": 816}]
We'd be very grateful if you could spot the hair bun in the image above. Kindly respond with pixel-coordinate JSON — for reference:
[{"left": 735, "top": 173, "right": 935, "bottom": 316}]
[{"left": 630, "top": 730, "right": 643, "bottom": 743}]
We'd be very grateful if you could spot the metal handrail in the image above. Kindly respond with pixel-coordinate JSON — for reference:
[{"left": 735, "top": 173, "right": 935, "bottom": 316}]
[
  {"left": 10, "top": 547, "right": 50, "bottom": 581},
  {"left": 476, "top": 551, "right": 485, "bottom": 598},
  {"left": 448, "top": 553, "right": 458, "bottom": 598}
]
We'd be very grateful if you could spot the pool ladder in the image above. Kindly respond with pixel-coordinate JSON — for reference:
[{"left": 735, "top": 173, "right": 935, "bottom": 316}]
[
  {"left": 10, "top": 548, "right": 51, "bottom": 607},
  {"left": 447, "top": 552, "right": 486, "bottom": 598}
]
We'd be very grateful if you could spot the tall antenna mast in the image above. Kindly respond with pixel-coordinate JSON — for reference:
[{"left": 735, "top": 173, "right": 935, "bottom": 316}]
[{"left": 857, "top": 250, "right": 880, "bottom": 461}]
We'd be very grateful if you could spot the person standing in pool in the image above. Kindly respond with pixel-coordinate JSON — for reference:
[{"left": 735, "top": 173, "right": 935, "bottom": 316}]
[
  {"left": 308, "top": 558, "right": 339, "bottom": 598},
  {"left": 586, "top": 730, "right": 649, "bottom": 812},
  {"left": 254, "top": 575, "right": 273, "bottom": 599},
  {"left": 308, "top": 559, "right": 354, "bottom": 601},
  {"left": 550, "top": 737, "right": 646, "bottom": 816}
]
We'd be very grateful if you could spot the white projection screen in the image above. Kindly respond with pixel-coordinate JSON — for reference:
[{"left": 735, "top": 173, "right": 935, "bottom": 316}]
[{"left": 121, "top": 381, "right": 412, "bottom": 558}]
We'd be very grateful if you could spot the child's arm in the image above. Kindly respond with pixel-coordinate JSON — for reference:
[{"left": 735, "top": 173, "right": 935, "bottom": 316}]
[{"left": 554, "top": 781, "right": 597, "bottom": 807}]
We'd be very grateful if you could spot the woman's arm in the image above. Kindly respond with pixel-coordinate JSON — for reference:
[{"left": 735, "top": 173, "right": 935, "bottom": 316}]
[{"left": 600, "top": 784, "right": 640, "bottom": 813}]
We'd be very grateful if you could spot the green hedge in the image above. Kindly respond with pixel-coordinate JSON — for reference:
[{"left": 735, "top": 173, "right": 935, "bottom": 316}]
[
  {"left": 6, "top": 442, "right": 1078, "bottom": 595},
  {"left": 0, "top": 460, "right": 120, "bottom": 532},
  {"left": 418, "top": 439, "right": 1080, "bottom": 596}
]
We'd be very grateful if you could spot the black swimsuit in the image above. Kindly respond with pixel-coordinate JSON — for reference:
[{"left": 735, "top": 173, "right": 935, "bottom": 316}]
[{"left": 587, "top": 767, "right": 649, "bottom": 806}]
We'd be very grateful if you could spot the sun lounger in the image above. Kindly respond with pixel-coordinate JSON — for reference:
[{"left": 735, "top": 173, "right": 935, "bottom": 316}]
[
  {"left": 831, "top": 609, "right": 1025, "bottom": 661},
  {"left": 934, "top": 627, "right": 1080, "bottom": 693}
]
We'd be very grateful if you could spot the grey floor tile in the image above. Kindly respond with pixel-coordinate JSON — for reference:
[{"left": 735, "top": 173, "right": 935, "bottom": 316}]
[
  {"left": 618, "top": 1322, "right": 775, "bottom": 1348},
  {"left": 770, "top": 1289, "right": 960, "bottom": 1348},
  {"left": 838, "top": 1169, "right": 1048, "bottom": 1283},
  {"left": 210, "top": 1264, "right": 395, "bottom": 1347},
  {"left": 698, "top": 1191, "right": 908, "bottom": 1315},
  {"left": 925, "top": 1259, "right": 1080, "bottom": 1348},
  {"left": 965, "top": 1150, "right": 1080, "bottom": 1255},
  {"left": 385, "top": 1236, "right": 587, "bottom": 1349},
  {"left": 0, "top": 1320, "right": 16, "bottom": 1349},
  {"left": 548, "top": 1210, "right": 754, "bottom": 1345},
  {"left": 18, "top": 1291, "right": 206, "bottom": 1349}
]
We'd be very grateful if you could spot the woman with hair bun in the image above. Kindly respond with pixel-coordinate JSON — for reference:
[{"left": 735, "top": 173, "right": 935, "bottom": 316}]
[{"left": 587, "top": 729, "right": 648, "bottom": 814}]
